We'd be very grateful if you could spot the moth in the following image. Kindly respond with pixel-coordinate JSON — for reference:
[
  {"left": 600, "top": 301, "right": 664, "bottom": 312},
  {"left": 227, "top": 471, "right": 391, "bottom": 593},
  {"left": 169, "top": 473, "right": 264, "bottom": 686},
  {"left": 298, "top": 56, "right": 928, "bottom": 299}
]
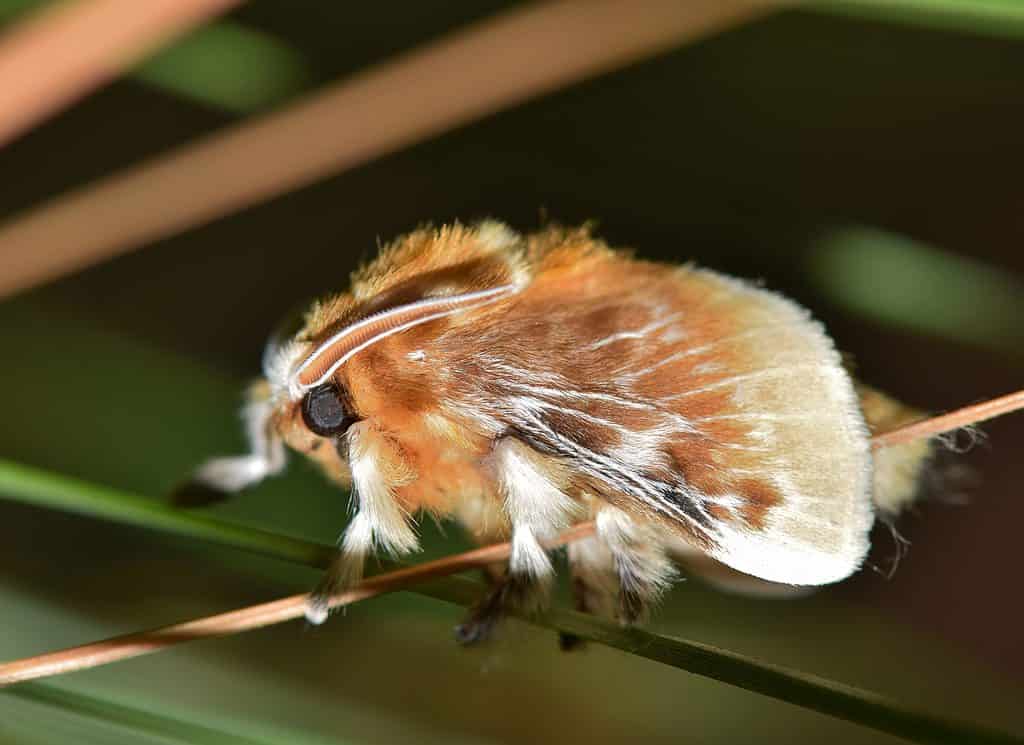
[{"left": 184, "top": 222, "right": 932, "bottom": 642}]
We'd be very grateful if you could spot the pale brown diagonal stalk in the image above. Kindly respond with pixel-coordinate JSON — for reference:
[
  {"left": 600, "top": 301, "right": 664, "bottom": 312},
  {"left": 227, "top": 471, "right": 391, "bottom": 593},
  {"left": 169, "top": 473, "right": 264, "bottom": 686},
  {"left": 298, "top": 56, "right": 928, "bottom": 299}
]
[
  {"left": 0, "top": 522, "right": 594, "bottom": 687},
  {"left": 2, "top": 389, "right": 1022, "bottom": 688},
  {"left": 870, "top": 389, "right": 1024, "bottom": 449},
  {"left": 0, "top": 0, "right": 783, "bottom": 299},
  {"left": 0, "top": 0, "right": 241, "bottom": 148}
]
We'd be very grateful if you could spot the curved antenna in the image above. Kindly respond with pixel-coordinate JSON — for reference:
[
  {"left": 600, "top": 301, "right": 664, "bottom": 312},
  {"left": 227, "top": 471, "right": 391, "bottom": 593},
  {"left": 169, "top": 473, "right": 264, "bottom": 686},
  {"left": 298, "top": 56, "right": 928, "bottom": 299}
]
[
  {"left": 290, "top": 285, "right": 516, "bottom": 395},
  {"left": 262, "top": 298, "right": 314, "bottom": 379}
]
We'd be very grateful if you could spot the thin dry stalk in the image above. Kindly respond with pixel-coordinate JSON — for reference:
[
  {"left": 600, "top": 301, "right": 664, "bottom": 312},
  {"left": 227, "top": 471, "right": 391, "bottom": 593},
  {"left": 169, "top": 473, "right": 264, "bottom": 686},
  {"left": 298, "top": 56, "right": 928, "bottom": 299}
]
[
  {"left": 2, "top": 388, "right": 1022, "bottom": 688},
  {"left": 0, "top": 0, "right": 240, "bottom": 148},
  {"left": 0, "top": 523, "right": 594, "bottom": 687},
  {"left": 871, "top": 389, "right": 1024, "bottom": 449},
  {"left": 0, "top": 0, "right": 782, "bottom": 299}
]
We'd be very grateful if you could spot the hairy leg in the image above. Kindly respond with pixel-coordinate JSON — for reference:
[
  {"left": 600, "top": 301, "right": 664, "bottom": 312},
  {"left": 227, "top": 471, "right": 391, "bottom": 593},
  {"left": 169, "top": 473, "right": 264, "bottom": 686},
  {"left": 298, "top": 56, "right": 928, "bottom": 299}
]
[
  {"left": 597, "top": 508, "right": 677, "bottom": 624},
  {"left": 456, "top": 437, "right": 581, "bottom": 645},
  {"left": 453, "top": 490, "right": 511, "bottom": 582},
  {"left": 306, "top": 422, "right": 418, "bottom": 624},
  {"left": 172, "top": 381, "right": 286, "bottom": 506},
  {"left": 557, "top": 507, "right": 676, "bottom": 649},
  {"left": 560, "top": 531, "right": 618, "bottom": 650}
]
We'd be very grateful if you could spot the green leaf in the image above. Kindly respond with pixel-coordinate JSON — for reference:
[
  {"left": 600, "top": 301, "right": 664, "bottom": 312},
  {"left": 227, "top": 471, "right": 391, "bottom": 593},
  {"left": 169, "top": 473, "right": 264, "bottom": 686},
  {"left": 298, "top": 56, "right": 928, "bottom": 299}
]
[
  {"left": 810, "top": 0, "right": 1024, "bottom": 40},
  {"left": 807, "top": 225, "right": 1024, "bottom": 358},
  {"left": 1, "top": 459, "right": 1019, "bottom": 745},
  {"left": 134, "top": 22, "right": 310, "bottom": 114},
  {"left": 0, "top": 3, "right": 309, "bottom": 113},
  {"left": 4, "top": 683, "right": 292, "bottom": 745}
]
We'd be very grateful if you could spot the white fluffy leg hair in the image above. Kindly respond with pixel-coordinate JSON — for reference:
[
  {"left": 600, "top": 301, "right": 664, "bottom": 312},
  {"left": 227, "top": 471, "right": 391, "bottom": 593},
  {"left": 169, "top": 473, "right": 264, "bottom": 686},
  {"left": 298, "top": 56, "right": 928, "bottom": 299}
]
[
  {"left": 457, "top": 439, "right": 678, "bottom": 646},
  {"left": 305, "top": 422, "right": 418, "bottom": 625},
  {"left": 578, "top": 507, "right": 677, "bottom": 622},
  {"left": 456, "top": 438, "right": 582, "bottom": 644}
]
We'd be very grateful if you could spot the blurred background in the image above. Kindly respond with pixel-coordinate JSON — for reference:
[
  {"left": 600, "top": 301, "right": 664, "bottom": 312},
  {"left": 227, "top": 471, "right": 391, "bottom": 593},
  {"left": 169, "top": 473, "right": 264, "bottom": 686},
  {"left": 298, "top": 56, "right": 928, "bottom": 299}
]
[{"left": 0, "top": 1, "right": 1022, "bottom": 743}]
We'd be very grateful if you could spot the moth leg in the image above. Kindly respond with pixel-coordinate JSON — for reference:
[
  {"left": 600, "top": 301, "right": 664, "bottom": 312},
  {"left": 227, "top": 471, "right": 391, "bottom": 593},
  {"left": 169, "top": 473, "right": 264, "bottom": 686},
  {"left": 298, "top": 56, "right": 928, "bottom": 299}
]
[
  {"left": 172, "top": 380, "right": 286, "bottom": 506},
  {"left": 453, "top": 492, "right": 512, "bottom": 589},
  {"left": 455, "top": 572, "right": 542, "bottom": 646},
  {"left": 451, "top": 491, "right": 526, "bottom": 645},
  {"left": 596, "top": 507, "right": 677, "bottom": 626},
  {"left": 559, "top": 530, "right": 619, "bottom": 650},
  {"left": 557, "top": 508, "right": 675, "bottom": 649},
  {"left": 456, "top": 438, "right": 580, "bottom": 645},
  {"left": 305, "top": 421, "right": 418, "bottom": 624}
]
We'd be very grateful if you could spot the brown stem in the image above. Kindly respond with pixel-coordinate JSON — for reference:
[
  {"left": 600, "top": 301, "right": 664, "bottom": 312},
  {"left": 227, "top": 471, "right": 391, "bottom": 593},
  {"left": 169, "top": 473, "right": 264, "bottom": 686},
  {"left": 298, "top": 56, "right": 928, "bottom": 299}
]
[
  {"left": 870, "top": 389, "right": 1024, "bottom": 449},
  {"left": 0, "top": 0, "right": 241, "bottom": 149},
  {"left": 2, "top": 387, "right": 1022, "bottom": 687},
  {"left": 0, "top": 522, "right": 594, "bottom": 687},
  {"left": 0, "top": 0, "right": 782, "bottom": 299}
]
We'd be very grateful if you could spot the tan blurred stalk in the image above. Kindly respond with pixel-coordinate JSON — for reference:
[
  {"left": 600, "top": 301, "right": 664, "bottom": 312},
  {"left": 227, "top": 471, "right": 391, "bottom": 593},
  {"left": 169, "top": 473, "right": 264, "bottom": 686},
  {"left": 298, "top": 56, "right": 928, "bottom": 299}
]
[
  {"left": 871, "top": 389, "right": 1024, "bottom": 449},
  {"left": 0, "top": 0, "right": 241, "bottom": 148},
  {"left": 0, "top": 0, "right": 783, "bottom": 299},
  {"left": 0, "top": 522, "right": 596, "bottom": 687},
  {"left": 6, "top": 391, "right": 1024, "bottom": 687}
]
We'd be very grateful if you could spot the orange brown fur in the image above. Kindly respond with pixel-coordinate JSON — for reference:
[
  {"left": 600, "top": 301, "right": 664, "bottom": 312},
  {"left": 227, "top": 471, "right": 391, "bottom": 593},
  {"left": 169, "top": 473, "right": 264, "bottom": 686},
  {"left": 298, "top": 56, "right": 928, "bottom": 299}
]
[
  {"left": 281, "top": 224, "right": 844, "bottom": 551},
  {"left": 189, "top": 221, "right": 951, "bottom": 634},
  {"left": 219, "top": 220, "right": 915, "bottom": 629}
]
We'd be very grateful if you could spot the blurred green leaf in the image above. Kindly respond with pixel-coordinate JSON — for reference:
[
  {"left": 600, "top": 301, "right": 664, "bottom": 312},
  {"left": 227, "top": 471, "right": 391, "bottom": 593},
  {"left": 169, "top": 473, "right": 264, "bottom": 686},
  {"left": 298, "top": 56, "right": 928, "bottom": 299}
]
[
  {"left": 0, "top": 0, "right": 36, "bottom": 23},
  {"left": 134, "top": 22, "right": 310, "bottom": 114},
  {"left": 808, "top": 226, "right": 1024, "bottom": 357},
  {"left": 0, "top": 2, "right": 309, "bottom": 113},
  {"left": 2, "top": 459, "right": 1020, "bottom": 745},
  {"left": 0, "top": 458, "right": 333, "bottom": 568},
  {"left": 4, "top": 683, "right": 296, "bottom": 745},
  {"left": 810, "top": 0, "right": 1024, "bottom": 39}
]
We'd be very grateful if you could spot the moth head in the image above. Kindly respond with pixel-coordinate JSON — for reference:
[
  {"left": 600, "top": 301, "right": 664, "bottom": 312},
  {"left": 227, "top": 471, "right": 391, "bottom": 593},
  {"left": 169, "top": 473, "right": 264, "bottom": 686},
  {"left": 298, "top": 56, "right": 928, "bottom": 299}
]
[
  {"left": 186, "top": 221, "right": 527, "bottom": 498},
  {"left": 255, "top": 300, "right": 363, "bottom": 477},
  {"left": 262, "top": 221, "right": 528, "bottom": 454}
]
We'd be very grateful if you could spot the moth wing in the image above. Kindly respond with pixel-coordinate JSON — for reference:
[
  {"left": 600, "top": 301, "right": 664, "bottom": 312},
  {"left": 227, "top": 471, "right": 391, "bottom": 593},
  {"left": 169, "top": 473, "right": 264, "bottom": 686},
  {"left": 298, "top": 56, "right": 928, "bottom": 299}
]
[
  {"left": 662, "top": 269, "right": 875, "bottom": 585},
  {"left": 473, "top": 247, "right": 875, "bottom": 586},
  {"left": 666, "top": 536, "right": 816, "bottom": 597}
]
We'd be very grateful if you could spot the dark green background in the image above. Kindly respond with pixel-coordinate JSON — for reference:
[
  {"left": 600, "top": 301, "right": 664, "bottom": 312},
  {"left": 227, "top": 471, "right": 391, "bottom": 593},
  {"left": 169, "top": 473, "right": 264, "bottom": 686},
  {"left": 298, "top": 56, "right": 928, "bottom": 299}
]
[{"left": 1, "top": 3, "right": 1021, "bottom": 743}]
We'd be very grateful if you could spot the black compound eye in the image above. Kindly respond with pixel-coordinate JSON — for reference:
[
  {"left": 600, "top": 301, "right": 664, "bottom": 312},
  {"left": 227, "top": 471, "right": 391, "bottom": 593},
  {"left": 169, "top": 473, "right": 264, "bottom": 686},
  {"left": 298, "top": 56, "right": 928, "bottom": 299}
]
[{"left": 301, "top": 384, "right": 357, "bottom": 437}]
